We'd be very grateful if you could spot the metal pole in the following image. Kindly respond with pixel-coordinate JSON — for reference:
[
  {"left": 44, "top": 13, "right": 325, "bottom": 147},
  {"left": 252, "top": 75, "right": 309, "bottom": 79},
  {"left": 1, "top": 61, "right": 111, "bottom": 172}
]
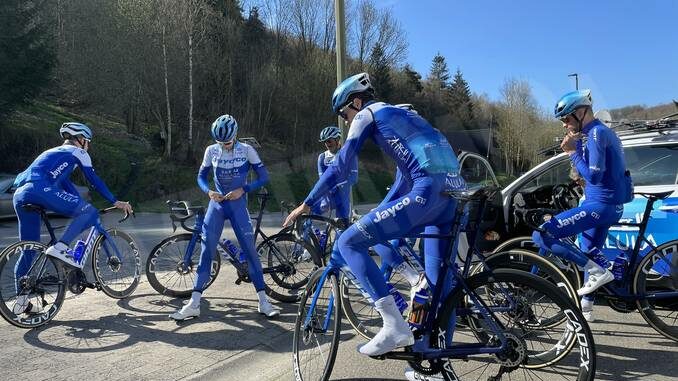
[
  {"left": 335, "top": 0, "right": 347, "bottom": 131},
  {"left": 334, "top": 0, "right": 352, "bottom": 213},
  {"left": 568, "top": 73, "right": 579, "bottom": 90}
]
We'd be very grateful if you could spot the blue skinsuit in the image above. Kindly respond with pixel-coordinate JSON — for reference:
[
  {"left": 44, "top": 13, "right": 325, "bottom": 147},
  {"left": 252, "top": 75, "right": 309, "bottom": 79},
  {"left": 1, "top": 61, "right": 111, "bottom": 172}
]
[
  {"left": 304, "top": 102, "right": 466, "bottom": 303},
  {"left": 194, "top": 141, "right": 269, "bottom": 292},
  {"left": 533, "top": 119, "right": 631, "bottom": 285},
  {"left": 13, "top": 145, "right": 118, "bottom": 289}
]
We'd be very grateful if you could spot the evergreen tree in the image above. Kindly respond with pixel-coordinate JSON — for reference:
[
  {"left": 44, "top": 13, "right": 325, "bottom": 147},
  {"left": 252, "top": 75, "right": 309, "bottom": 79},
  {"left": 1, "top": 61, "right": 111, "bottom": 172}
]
[
  {"left": 403, "top": 64, "right": 423, "bottom": 94},
  {"left": 0, "top": 0, "right": 55, "bottom": 121},
  {"left": 447, "top": 68, "right": 476, "bottom": 129},
  {"left": 428, "top": 52, "right": 450, "bottom": 89},
  {"left": 369, "top": 42, "right": 393, "bottom": 101}
]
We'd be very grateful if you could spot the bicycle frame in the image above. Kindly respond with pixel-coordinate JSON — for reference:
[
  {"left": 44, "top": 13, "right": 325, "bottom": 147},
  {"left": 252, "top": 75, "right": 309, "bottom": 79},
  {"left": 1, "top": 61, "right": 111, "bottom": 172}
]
[
  {"left": 302, "top": 189, "right": 519, "bottom": 360},
  {"left": 535, "top": 194, "right": 678, "bottom": 303}
]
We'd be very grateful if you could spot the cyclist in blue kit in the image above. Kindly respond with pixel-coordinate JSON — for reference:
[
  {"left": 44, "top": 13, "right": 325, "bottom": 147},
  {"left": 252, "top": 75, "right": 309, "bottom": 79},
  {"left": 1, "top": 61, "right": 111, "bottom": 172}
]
[
  {"left": 170, "top": 114, "right": 280, "bottom": 320},
  {"left": 12, "top": 122, "right": 133, "bottom": 314},
  {"left": 284, "top": 73, "right": 466, "bottom": 356},
  {"left": 532, "top": 90, "right": 634, "bottom": 320}
]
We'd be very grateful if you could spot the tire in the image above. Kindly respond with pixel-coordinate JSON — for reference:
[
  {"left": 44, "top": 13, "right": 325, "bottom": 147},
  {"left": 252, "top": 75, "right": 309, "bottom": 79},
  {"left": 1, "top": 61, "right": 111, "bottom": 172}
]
[
  {"left": 292, "top": 269, "right": 341, "bottom": 381},
  {"left": 473, "top": 249, "right": 580, "bottom": 313},
  {"left": 92, "top": 229, "right": 141, "bottom": 299},
  {"left": 0, "top": 241, "right": 67, "bottom": 328},
  {"left": 492, "top": 237, "right": 582, "bottom": 291},
  {"left": 145, "top": 233, "right": 221, "bottom": 298},
  {"left": 434, "top": 269, "right": 596, "bottom": 380},
  {"left": 257, "top": 233, "right": 321, "bottom": 303},
  {"left": 634, "top": 239, "right": 678, "bottom": 341}
]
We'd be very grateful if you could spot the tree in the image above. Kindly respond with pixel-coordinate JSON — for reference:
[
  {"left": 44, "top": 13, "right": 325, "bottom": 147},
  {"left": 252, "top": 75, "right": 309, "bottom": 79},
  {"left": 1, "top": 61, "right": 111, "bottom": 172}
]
[
  {"left": 428, "top": 53, "right": 450, "bottom": 88},
  {"left": 368, "top": 43, "right": 392, "bottom": 101},
  {"left": 421, "top": 53, "right": 450, "bottom": 118},
  {"left": 446, "top": 68, "right": 475, "bottom": 130},
  {"left": 0, "top": 0, "right": 55, "bottom": 121}
]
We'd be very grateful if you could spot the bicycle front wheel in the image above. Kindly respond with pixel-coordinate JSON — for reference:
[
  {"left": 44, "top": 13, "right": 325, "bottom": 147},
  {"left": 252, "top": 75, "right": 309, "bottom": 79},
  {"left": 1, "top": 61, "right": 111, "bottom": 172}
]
[
  {"left": 146, "top": 233, "right": 221, "bottom": 298},
  {"left": 257, "top": 233, "right": 321, "bottom": 303},
  {"left": 93, "top": 229, "right": 141, "bottom": 298},
  {"left": 292, "top": 269, "right": 341, "bottom": 381},
  {"left": 0, "top": 241, "right": 66, "bottom": 328},
  {"left": 634, "top": 239, "right": 678, "bottom": 341},
  {"left": 435, "top": 269, "right": 595, "bottom": 381}
]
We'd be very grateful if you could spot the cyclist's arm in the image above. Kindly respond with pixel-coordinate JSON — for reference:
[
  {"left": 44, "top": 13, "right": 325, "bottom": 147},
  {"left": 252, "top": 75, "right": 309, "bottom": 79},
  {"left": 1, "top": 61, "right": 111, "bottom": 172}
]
[
  {"left": 317, "top": 152, "right": 325, "bottom": 178},
  {"left": 61, "top": 179, "right": 81, "bottom": 197},
  {"left": 570, "top": 127, "right": 607, "bottom": 185},
  {"left": 197, "top": 147, "right": 212, "bottom": 194},
  {"left": 347, "top": 155, "right": 358, "bottom": 186},
  {"left": 304, "top": 109, "right": 373, "bottom": 207},
  {"left": 242, "top": 146, "right": 269, "bottom": 193},
  {"left": 74, "top": 150, "right": 117, "bottom": 203}
]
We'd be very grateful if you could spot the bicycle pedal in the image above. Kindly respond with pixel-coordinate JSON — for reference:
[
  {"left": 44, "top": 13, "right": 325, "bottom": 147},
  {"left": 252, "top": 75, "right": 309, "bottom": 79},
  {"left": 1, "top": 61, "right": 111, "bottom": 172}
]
[{"left": 234, "top": 279, "right": 242, "bottom": 285}]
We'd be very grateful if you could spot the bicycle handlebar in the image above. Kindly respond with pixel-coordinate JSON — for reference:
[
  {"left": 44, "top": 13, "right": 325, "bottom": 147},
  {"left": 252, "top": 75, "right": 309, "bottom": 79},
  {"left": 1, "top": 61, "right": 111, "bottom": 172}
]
[{"left": 99, "top": 206, "right": 134, "bottom": 224}]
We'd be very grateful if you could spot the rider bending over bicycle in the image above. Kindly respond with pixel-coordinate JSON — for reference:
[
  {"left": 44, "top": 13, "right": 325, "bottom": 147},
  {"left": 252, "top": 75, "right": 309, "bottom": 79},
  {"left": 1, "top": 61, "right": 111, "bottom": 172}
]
[
  {"left": 12, "top": 122, "right": 133, "bottom": 314},
  {"left": 532, "top": 90, "right": 634, "bottom": 321},
  {"left": 285, "top": 73, "right": 466, "bottom": 356},
  {"left": 170, "top": 114, "right": 280, "bottom": 320}
]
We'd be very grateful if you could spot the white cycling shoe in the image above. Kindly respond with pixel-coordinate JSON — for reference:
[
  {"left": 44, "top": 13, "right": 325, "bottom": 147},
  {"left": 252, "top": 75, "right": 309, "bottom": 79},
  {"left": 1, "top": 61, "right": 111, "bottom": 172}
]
[
  {"left": 45, "top": 242, "right": 83, "bottom": 268},
  {"left": 169, "top": 303, "right": 200, "bottom": 321},
  {"left": 300, "top": 249, "right": 312, "bottom": 262},
  {"left": 357, "top": 295, "right": 414, "bottom": 356},
  {"left": 12, "top": 295, "right": 43, "bottom": 315},
  {"left": 577, "top": 266, "right": 613, "bottom": 296},
  {"left": 258, "top": 298, "right": 281, "bottom": 318},
  {"left": 581, "top": 298, "right": 595, "bottom": 322}
]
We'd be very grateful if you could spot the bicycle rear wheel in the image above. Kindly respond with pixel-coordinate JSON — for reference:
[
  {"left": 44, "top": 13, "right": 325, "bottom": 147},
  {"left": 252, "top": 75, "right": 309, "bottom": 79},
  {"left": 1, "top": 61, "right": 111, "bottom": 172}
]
[
  {"left": 146, "top": 233, "right": 221, "bottom": 298},
  {"left": 258, "top": 233, "right": 320, "bottom": 303},
  {"left": 0, "top": 241, "right": 66, "bottom": 328},
  {"left": 634, "top": 239, "right": 678, "bottom": 341},
  {"left": 93, "top": 229, "right": 141, "bottom": 298},
  {"left": 433, "top": 269, "right": 595, "bottom": 381},
  {"left": 292, "top": 269, "right": 341, "bottom": 381}
]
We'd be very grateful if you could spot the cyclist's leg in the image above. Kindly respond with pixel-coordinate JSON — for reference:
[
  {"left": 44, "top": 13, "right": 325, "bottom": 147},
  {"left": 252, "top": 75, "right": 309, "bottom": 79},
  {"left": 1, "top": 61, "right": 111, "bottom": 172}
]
[
  {"left": 170, "top": 200, "right": 225, "bottom": 320},
  {"left": 12, "top": 185, "right": 42, "bottom": 293},
  {"left": 371, "top": 241, "right": 420, "bottom": 286},
  {"left": 226, "top": 198, "right": 280, "bottom": 316},
  {"left": 226, "top": 199, "right": 265, "bottom": 292},
  {"left": 338, "top": 187, "right": 453, "bottom": 355}
]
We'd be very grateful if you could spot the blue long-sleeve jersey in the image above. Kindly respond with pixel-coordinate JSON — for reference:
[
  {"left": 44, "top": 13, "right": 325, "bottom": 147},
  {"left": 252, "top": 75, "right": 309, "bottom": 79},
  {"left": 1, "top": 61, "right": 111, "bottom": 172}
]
[
  {"left": 13, "top": 145, "right": 117, "bottom": 203},
  {"left": 569, "top": 119, "right": 629, "bottom": 204},
  {"left": 197, "top": 141, "right": 269, "bottom": 194},
  {"left": 304, "top": 102, "right": 464, "bottom": 207}
]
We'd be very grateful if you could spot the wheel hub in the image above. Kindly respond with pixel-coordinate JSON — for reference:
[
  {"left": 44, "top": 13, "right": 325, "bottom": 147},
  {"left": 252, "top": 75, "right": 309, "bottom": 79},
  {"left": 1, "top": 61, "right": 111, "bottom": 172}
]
[{"left": 492, "top": 332, "right": 527, "bottom": 368}]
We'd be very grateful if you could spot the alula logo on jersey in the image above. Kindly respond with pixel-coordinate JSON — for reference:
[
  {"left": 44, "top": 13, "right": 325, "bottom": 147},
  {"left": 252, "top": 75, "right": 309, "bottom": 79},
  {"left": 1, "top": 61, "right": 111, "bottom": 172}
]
[
  {"left": 386, "top": 137, "right": 411, "bottom": 161},
  {"left": 555, "top": 211, "right": 587, "bottom": 229},
  {"left": 50, "top": 162, "right": 69, "bottom": 179},
  {"left": 373, "top": 197, "right": 411, "bottom": 223}
]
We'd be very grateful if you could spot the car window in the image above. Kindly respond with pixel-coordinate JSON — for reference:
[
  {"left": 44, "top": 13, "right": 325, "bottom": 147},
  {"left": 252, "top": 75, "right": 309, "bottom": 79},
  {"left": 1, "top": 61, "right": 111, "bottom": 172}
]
[
  {"left": 460, "top": 155, "right": 498, "bottom": 188},
  {"left": 0, "top": 178, "right": 14, "bottom": 193},
  {"left": 624, "top": 144, "right": 678, "bottom": 186},
  {"left": 520, "top": 160, "right": 572, "bottom": 190}
]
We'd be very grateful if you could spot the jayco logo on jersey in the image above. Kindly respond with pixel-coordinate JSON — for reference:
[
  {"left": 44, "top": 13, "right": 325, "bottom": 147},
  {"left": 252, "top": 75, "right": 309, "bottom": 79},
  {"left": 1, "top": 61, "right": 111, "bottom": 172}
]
[
  {"left": 386, "top": 137, "right": 411, "bottom": 161},
  {"left": 217, "top": 157, "right": 247, "bottom": 165},
  {"left": 373, "top": 197, "right": 411, "bottom": 223},
  {"left": 555, "top": 211, "right": 587, "bottom": 229},
  {"left": 50, "top": 162, "right": 69, "bottom": 179}
]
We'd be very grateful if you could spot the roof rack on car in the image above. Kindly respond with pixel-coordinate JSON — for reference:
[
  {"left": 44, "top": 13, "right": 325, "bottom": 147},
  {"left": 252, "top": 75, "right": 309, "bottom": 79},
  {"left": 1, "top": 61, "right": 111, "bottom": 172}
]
[{"left": 612, "top": 109, "right": 678, "bottom": 136}]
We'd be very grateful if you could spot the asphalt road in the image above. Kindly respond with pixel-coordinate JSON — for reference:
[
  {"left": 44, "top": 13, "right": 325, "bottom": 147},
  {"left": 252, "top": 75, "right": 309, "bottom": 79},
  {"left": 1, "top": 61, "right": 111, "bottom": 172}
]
[{"left": 0, "top": 211, "right": 675, "bottom": 381}]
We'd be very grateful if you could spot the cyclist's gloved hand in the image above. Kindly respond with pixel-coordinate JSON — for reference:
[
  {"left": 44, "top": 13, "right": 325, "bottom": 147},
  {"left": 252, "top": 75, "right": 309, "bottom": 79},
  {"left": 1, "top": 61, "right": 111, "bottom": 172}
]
[
  {"left": 208, "top": 190, "right": 225, "bottom": 202},
  {"left": 283, "top": 203, "right": 310, "bottom": 228},
  {"left": 114, "top": 200, "right": 133, "bottom": 215},
  {"left": 225, "top": 187, "right": 244, "bottom": 201}
]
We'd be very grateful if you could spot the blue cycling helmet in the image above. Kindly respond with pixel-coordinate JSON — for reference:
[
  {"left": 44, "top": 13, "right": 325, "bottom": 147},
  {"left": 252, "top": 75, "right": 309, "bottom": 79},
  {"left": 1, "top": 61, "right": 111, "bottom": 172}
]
[
  {"left": 60, "top": 122, "right": 93, "bottom": 141},
  {"left": 331, "top": 72, "right": 374, "bottom": 115},
  {"left": 554, "top": 89, "right": 592, "bottom": 119},
  {"left": 211, "top": 114, "right": 238, "bottom": 142},
  {"left": 319, "top": 126, "right": 341, "bottom": 142}
]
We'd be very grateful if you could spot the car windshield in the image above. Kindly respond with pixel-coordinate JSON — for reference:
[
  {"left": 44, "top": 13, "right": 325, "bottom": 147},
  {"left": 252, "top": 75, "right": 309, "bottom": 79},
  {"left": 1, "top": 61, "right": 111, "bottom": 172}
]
[{"left": 625, "top": 143, "right": 678, "bottom": 186}]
